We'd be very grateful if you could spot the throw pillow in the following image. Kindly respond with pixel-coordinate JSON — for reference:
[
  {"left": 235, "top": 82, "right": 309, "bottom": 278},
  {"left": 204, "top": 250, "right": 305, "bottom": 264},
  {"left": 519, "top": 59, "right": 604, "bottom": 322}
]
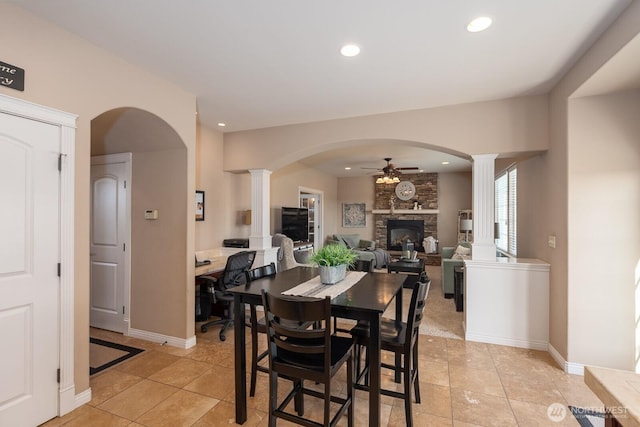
[
  {"left": 338, "top": 234, "right": 360, "bottom": 250},
  {"left": 454, "top": 245, "right": 471, "bottom": 256}
]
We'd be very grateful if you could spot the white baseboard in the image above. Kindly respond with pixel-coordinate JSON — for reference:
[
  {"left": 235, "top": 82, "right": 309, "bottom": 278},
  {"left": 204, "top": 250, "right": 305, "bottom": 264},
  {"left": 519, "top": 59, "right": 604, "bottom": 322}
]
[
  {"left": 127, "top": 328, "right": 196, "bottom": 349},
  {"left": 548, "top": 344, "right": 585, "bottom": 375},
  {"left": 73, "top": 387, "right": 92, "bottom": 410},
  {"left": 465, "top": 332, "right": 548, "bottom": 351}
]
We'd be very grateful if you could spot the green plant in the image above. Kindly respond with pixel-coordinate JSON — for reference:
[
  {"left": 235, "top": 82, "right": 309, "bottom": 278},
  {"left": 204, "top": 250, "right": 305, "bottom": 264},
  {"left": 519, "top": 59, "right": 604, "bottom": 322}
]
[{"left": 309, "top": 244, "right": 357, "bottom": 267}]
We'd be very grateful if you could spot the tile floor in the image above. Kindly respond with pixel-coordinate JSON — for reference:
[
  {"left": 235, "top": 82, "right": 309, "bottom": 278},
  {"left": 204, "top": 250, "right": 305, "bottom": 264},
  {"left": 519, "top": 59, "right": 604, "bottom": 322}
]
[{"left": 42, "top": 268, "right": 603, "bottom": 426}]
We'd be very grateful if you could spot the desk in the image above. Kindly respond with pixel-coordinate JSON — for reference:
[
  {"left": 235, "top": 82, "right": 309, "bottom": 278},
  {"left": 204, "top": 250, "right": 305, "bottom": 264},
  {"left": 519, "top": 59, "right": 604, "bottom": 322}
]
[
  {"left": 195, "top": 256, "right": 228, "bottom": 277},
  {"left": 229, "top": 266, "right": 405, "bottom": 427}
]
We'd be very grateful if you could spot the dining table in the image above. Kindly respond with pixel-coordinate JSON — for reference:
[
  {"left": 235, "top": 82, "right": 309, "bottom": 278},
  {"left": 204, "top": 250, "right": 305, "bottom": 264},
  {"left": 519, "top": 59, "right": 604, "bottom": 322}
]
[{"left": 229, "top": 266, "right": 406, "bottom": 427}]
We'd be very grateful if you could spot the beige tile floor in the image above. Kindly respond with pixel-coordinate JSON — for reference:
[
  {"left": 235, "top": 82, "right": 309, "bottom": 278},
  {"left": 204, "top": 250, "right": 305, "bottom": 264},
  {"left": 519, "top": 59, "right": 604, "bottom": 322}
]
[{"left": 42, "top": 267, "right": 603, "bottom": 427}]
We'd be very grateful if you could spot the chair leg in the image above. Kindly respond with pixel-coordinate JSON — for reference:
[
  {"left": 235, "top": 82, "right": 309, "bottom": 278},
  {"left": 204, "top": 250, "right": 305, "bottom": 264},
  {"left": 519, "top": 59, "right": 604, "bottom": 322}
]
[
  {"left": 294, "top": 379, "right": 304, "bottom": 415},
  {"left": 347, "top": 353, "right": 354, "bottom": 427},
  {"left": 404, "top": 352, "right": 413, "bottom": 427},
  {"left": 413, "top": 340, "right": 421, "bottom": 403},
  {"left": 268, "top": 370, "right": 278, "bottom": 427},
  {"left": 324, "top": 382, "right": 331, "bottom": 427},
  {"left": 249, "top": 307, "right": 259, "bottom": 397}
]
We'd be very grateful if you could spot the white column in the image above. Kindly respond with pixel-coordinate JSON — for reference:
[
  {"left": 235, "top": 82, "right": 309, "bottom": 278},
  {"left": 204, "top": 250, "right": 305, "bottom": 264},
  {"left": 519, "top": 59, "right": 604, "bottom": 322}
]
[
  {"left": 248, "top": 169, "right": 279, "bottom": 267},
  {"left": 471, "top": 154, "right": 498, "bottom": 261},
  {"left": 249, "top": 169, "right": 272, "bottom": 249}
]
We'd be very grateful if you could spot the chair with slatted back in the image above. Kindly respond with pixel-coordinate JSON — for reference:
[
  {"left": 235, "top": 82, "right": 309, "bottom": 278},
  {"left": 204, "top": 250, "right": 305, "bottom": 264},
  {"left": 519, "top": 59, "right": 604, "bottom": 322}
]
[
  {"left": 349, "top": 270, "right": 430, "bottom": 427},
  {"left": 262, "top": 290, "right": 354, "bottom": 427},
  {"left": 198, "top": 250, "right": 256, "bottom": 341},
  {"left": 244, "top": 262, "right": 277, "bottom": 397},
  {"left": 332, "top": 260, "right": 374, "bottom": 335}
]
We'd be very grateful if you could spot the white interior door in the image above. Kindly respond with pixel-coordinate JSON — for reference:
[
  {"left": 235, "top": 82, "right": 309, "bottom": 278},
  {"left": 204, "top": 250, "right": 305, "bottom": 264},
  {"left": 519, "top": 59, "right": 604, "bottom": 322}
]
[
  {"left": 90, "top": 155, "right": 130, "bottom": 333},
  {"left": 0, "top": 112, "right": 60, "bottom": 426}
]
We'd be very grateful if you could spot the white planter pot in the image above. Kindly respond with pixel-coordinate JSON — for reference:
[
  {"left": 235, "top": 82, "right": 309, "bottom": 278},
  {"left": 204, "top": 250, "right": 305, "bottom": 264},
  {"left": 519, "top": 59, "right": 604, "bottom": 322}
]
[{"left": 319, "top": 264, "right": 347, "bottom": 285}]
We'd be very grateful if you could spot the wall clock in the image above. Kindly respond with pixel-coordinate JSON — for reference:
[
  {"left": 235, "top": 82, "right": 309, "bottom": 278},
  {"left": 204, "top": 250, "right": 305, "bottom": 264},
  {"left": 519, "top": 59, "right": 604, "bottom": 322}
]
[{"left": 395, "top": 181, "right": 416, "bottom": 201}]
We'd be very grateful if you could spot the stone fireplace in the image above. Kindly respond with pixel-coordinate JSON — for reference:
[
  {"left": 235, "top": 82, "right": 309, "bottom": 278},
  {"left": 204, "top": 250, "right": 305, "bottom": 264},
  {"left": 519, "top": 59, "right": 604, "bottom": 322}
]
[
  {"left": 373, "top": 173, "right": 438, "bottom": 252},
  {"left": 387, "top": 219, "right": 425, "bottom": 252}
]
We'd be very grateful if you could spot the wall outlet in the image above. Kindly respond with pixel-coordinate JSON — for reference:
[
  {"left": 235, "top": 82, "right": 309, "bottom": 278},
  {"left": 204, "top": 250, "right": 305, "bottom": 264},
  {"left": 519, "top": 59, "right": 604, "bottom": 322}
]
[{"left": 548, "top": 235, "right": 556, "bottom": 248}]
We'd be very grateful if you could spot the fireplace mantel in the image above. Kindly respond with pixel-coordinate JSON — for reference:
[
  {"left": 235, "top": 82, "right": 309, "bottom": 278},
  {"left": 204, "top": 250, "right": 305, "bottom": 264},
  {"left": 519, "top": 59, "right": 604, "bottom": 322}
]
[{"left": 372, "top": 209, "right": 439, "bottom": 214}]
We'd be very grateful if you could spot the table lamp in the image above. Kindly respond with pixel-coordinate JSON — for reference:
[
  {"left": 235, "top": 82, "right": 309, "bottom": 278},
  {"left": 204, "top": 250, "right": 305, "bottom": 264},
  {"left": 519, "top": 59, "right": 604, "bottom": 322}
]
[{"left": 460, "top": 219, "right": 472, "bottom": 242}]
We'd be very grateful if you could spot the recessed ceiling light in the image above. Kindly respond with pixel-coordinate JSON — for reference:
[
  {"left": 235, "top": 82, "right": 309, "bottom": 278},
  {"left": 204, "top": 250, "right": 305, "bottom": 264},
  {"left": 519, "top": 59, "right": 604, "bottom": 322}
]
[
  {"left": 217, "top": 122, "right": 226, "bottom": 127},
  {"left": 441, "top": 161, "right": 450, "bottom": 165},
  {"left": 467, "top": 16, "right": 492, "bottom": 33},
  {"left": 344, "top": 167, "right": 351, "bottom": 170},
  {"left": 340, "top": 44, "right": 360, "bottom": 57}
]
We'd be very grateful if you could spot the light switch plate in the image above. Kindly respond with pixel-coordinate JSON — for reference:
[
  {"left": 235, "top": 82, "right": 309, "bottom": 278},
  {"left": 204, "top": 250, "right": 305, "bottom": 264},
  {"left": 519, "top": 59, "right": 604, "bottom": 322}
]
[
  {"left": 548, "top": 235, "right": 556, "bottom": 248},
  {"left": 144, "top": 209, "right": 158, "bottom": 220}
]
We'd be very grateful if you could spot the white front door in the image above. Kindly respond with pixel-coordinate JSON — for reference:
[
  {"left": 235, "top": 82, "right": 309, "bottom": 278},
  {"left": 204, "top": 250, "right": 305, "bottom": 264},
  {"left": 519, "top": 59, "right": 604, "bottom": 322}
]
[
  {"left": 90, "top": 155, "right": 130, "bottom": 333},
  {"left": 0, "top": 112, "right": 60, "bottom": 426}
]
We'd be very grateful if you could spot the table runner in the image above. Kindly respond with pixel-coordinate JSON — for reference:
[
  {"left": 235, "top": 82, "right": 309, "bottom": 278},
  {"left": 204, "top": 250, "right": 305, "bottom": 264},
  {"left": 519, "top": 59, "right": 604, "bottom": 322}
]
[{"left": 282, "top": 271, "right": 367, "bottom": 299}]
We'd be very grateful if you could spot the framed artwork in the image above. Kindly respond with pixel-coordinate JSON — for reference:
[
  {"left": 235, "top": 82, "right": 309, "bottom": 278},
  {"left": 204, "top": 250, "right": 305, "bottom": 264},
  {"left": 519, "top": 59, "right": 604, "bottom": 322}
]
[
  {"left": 195, "top": 190, "right": 205, "bottom": 221},
  {"left": 342, "top": 203, "right": 366, "bottom": 228}
]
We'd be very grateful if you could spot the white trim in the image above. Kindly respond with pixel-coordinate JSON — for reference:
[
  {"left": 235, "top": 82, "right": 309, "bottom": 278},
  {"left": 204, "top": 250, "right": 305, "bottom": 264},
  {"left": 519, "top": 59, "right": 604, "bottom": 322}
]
[
  {"left": 91, "top": 153, "right": 132, "bottom": 335},
  {"left": 548, "top": 344, "right": 585, "bottom": 375},
  {"left": 74, "top": 388, "right": 92, "bottom": 409},
  {"left": 0, "top": 94, "right": 78, "bottom": 417},
  {"left": 127, "top": 327, "right": 196, "bottom": 349},
  {"left": 465, "top": 332, "right": 548, "bottom": 351},
  {"left": 549, "top": 344, "right": 584, "bottom": 376},
  {"left": 0, "top": 93, "right": 76, "bottom": 127}
]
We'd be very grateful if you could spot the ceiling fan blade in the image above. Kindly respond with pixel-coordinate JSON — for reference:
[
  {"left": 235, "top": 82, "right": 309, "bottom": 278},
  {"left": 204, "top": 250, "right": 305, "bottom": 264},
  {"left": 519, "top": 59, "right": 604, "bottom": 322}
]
[
  {"left": 396, "top": 167, "right": 419, "bottom": 170},
  {"left": 360, "top": 167, "right": 382, "bottom": 170}
]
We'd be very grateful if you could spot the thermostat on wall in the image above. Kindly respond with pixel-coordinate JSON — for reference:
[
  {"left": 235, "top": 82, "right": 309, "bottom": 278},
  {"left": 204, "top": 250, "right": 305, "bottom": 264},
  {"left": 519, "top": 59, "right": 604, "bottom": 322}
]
[{"left": 144, "top": 209, "right": 158, "bottom": 220}]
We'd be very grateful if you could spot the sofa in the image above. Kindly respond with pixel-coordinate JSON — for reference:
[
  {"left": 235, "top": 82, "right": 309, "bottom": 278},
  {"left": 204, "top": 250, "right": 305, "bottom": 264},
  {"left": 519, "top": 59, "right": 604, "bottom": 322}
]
[
  {"left": 327, "top": 234, "right": 390, "bottom": 269},
  {"left": 441, "top": 242, "right": 472, "bottom": 298}
]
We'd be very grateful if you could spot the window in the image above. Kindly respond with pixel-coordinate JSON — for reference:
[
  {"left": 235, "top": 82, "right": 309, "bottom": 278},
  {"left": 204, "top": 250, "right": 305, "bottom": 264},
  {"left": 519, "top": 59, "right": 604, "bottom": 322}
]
[{"left": 495, "top": 166, "right": 517, "bottom": 256}]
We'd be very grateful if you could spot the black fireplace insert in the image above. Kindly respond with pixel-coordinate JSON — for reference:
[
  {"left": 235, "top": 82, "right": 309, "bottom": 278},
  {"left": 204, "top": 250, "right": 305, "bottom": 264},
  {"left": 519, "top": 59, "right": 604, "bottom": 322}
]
[{"left": 387, "top": 219, "right": 425, "bottom": 252}]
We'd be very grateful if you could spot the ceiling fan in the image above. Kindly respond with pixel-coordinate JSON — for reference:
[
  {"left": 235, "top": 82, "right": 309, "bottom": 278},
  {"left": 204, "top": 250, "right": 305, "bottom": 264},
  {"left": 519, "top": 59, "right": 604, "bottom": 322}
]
[{"left": 363, "top": 158, "right": 419, "bottom": 183}]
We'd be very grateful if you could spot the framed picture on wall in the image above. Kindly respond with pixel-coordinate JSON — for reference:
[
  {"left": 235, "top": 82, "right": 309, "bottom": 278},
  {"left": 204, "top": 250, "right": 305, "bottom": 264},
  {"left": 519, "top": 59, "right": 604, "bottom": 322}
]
[
  {"left": 343, "top": 203, "right": 366, "bottom": 228},
  {"left": 195, "top": 190, "right": 205, "bottom": 221}
]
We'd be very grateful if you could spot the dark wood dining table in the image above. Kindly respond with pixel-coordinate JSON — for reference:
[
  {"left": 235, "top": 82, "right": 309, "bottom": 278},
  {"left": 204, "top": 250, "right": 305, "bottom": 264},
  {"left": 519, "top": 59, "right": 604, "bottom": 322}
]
[{"left": 229, "top": 266, "right": 406, "bottom": 427}]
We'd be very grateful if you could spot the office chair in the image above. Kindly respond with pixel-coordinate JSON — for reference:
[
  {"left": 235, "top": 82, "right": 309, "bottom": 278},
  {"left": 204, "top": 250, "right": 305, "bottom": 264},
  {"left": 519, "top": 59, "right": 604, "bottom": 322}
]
[
  {"left": 349, "top": 270, "right": 430, "bottom": 427},
  {"left": 245, "top": 262, "right": 277, "bottom": 397},
  {"left": 262, "top": 290, "right": 354, "bottom": 427},
  {"left": 198, "top": 250, "right": 256, "bottom": 341}
]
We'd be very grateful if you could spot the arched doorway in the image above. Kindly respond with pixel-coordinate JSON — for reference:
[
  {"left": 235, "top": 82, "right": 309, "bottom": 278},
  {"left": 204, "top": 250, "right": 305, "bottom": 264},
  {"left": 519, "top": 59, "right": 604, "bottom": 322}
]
[{"left": 90, "top": 108, "right": 189, "bottom": 340}]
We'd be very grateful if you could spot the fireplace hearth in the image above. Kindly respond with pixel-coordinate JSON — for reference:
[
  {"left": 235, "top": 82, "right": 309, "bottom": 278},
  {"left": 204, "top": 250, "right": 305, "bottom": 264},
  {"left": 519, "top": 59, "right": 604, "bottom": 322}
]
[{"left": 387, "top": 219, "right": 425, "bottom": 252}]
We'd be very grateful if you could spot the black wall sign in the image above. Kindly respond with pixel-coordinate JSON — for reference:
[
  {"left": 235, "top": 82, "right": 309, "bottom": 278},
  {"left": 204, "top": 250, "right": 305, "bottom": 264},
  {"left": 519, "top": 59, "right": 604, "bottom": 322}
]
[{"left": 0, "top": 61, "right": 25, "bottom": 92}]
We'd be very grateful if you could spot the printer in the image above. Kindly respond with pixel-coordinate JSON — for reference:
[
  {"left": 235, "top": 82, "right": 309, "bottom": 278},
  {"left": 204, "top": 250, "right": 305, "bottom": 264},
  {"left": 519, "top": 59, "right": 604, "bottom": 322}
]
[{"left": 223, "top": 238, "right": 249, "bottom": 248}]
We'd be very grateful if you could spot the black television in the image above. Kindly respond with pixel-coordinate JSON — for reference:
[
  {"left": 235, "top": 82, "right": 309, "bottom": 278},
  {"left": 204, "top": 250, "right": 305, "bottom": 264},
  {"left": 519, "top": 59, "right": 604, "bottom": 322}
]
[{"left": 281, "top": 207, "right": 309, "bottom": 242}]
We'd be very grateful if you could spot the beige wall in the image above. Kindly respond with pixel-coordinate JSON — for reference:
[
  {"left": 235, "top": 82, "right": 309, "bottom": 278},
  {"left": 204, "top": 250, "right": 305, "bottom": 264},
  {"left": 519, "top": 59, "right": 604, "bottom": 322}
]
[
  {"left": 195, "top": 125, "right": 227, "bottom": 249},
  {"left": 0, "top": 3, "right": 197, "bottom": 393},
  {"left": 130, "top": 149, "right": 188, "bottom": 337},
  {"left": 336, "top": 176, "right": 376, "bottom": 240},
  {"left": 568, "top": 90, "right": 640, "bottom": 369},
  {"left": 271, "top": 163, "right": 338, "bottom": 239},
  {"left": 547, "top": 1, "right": 640, "bottom": 365},
  {"left": 438, "top": 172, "right": 473, "bottom": 248},
  {"left": 224, "top": 95, "right": 549, "bottom": 172}
]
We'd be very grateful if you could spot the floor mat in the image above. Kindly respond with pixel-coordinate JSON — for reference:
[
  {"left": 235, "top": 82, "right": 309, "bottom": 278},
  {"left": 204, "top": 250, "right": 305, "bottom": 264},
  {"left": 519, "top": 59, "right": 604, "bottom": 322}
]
[{"left": 89, "top": 337, "right": 144, "bottom": 375}]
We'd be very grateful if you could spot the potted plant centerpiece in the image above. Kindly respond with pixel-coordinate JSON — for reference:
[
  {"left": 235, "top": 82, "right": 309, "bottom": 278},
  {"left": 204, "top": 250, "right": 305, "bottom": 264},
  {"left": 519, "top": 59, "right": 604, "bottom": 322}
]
[{"left": 309, "top": 244, "right": 358, "bottom": 284}]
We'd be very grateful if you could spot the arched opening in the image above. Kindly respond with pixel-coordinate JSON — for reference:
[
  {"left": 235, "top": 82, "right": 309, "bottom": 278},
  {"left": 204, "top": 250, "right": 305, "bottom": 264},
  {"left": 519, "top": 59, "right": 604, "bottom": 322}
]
[{"left": 90, "top": 107, "right": 190, "bottom": 340}]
